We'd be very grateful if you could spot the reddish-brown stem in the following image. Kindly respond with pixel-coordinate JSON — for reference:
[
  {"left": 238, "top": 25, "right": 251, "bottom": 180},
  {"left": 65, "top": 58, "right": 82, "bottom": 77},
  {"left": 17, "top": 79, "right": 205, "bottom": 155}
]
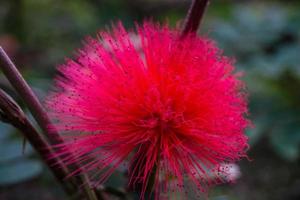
[
  {"left": 0, "top": 47, "right": 62, "bottom": 145},
  {"left": 181, "top": 0, "right": 210, "bottom": 36},
  {"left": 0, "top": 88, "right": 77, "bottom": 196},
  {"left": 0, "top": 47, "right": 102, "bottom": 200}
]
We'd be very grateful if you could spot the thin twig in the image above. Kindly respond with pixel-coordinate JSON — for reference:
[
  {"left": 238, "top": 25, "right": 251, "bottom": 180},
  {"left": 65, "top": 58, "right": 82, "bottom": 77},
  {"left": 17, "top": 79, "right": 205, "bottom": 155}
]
[
  {"left": 0, "top": 88, "right": 78, "bottom": 196},
  {"left": 181, "top": 0, "right": 210, "bottom": 36},
  {"left": 0, "top": 47, "right": 101, "bottom": 200},
  {"left": 0, "top": 47, "right": 61, "bottom": 145}
]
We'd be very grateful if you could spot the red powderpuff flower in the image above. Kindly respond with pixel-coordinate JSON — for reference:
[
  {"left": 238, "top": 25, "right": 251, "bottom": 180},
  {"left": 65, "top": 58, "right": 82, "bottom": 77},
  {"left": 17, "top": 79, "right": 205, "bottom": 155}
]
[{"left": 46, "top": 22, "right": 249, "bottom": 199}]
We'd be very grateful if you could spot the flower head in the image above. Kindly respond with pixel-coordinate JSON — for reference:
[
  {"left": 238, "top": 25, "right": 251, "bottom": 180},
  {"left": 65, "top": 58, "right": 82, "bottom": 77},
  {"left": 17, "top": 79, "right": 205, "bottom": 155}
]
[{"left": 46, "top": 22, "right": 249, "bottom": 199}]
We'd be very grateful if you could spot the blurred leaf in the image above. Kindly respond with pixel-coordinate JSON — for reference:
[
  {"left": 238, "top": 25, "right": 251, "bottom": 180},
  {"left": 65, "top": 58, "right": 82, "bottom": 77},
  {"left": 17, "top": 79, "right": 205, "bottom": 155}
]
[
  {"left": 0, "top": 160, "right": 43, "bottom": 185},
  {"left": 213, "top": 195, "right": 231, "bottom": 200},
  {"left": 246, "top": 119, "right": 266, "bottom": 145},
  {"left": 0, "top": 123, "right": 13, "bottom": 140},
  {"left": 0, "top": 140, "right": 34, "bottom": 163},
  {"left": 210, "top": 4, "right": 300, "bottom": 162},
  {"left": 270, "top": 122, "right": 300, "bottom": 161},
  {"left": 105, "top": 170, "right": 126, "bottom": 188},
  {"left": 210, "top": 4, "right": 300, "bottom": 77}
]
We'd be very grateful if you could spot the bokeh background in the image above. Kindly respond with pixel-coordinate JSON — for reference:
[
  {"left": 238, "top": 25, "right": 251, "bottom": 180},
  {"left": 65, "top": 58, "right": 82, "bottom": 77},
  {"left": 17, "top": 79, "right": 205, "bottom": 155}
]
[{"left": 0, "top": 0, "right": 299, "bottom": 199}]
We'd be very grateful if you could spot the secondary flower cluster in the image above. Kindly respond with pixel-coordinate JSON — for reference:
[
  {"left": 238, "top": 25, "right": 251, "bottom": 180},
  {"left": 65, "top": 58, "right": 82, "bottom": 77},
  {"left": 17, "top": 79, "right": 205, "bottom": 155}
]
[{"left": 46, "top": 22, "right": 249, "bottom": 199}]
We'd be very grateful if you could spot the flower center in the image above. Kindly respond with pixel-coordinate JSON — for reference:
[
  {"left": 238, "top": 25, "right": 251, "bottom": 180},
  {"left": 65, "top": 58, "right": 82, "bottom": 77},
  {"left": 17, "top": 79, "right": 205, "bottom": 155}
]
[{"left": 136, "top": 112, "right": 176, "bottom": 134}]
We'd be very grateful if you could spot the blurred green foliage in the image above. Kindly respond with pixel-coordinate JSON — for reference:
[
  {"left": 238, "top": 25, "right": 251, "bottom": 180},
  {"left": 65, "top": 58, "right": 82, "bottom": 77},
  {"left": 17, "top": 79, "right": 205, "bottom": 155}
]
[
  {"left": 0, "top": 123, "right": 43, "bottom": 186},
  {"left": 210, "top": 4, "right": 300, "bottom": 162}
]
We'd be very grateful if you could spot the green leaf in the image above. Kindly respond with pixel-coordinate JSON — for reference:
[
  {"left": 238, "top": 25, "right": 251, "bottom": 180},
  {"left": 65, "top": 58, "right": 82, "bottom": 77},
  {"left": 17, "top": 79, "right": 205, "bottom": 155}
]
[
  {"left": 246, "top": 118, "right": 267, "bottom": 145},
  {"left": 0, "top": 123, "right": 14, "bottom": 140},
  {"left": 213, "top": 195, "right": 231, "bottom": 200},
  {"left": 270, "top": 123, "right": 300, "bottom": 161},
  {"left": 105, "top": 170, "right": 126, "bottom": 188},
  {"left": 0, "top": 160, "right": 43, "bottom": 185},
  {"left": 0, "top": 140, "right": 34, "bottom": 163}
]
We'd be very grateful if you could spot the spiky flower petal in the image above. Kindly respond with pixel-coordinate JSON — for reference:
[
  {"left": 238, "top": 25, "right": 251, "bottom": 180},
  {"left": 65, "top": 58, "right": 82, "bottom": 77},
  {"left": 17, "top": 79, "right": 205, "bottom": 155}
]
[{"left": 46, "top": 22, "right": 249, "bottom": 199}]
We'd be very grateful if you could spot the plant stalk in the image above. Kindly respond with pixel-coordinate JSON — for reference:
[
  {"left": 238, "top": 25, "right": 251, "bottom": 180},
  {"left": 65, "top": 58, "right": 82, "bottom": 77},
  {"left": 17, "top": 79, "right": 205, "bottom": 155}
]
[
  {"left": 0, "top": 47, "right": 101, "bottom": 200},
  {"left": 181, "top": 0, "right": 210, "bottom": 36},
  {"left": 0, "top": 88, "right": 78, "bottom": 196},
  {"left": 0, "top": 47, "right": 61, "bottom": 145}
]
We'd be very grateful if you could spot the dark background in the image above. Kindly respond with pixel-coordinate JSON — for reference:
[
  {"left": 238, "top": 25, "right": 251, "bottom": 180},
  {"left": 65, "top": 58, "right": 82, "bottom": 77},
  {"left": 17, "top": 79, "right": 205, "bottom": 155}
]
[{"left": 0, "top": 0, "right": 299, "bottom": 199}]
